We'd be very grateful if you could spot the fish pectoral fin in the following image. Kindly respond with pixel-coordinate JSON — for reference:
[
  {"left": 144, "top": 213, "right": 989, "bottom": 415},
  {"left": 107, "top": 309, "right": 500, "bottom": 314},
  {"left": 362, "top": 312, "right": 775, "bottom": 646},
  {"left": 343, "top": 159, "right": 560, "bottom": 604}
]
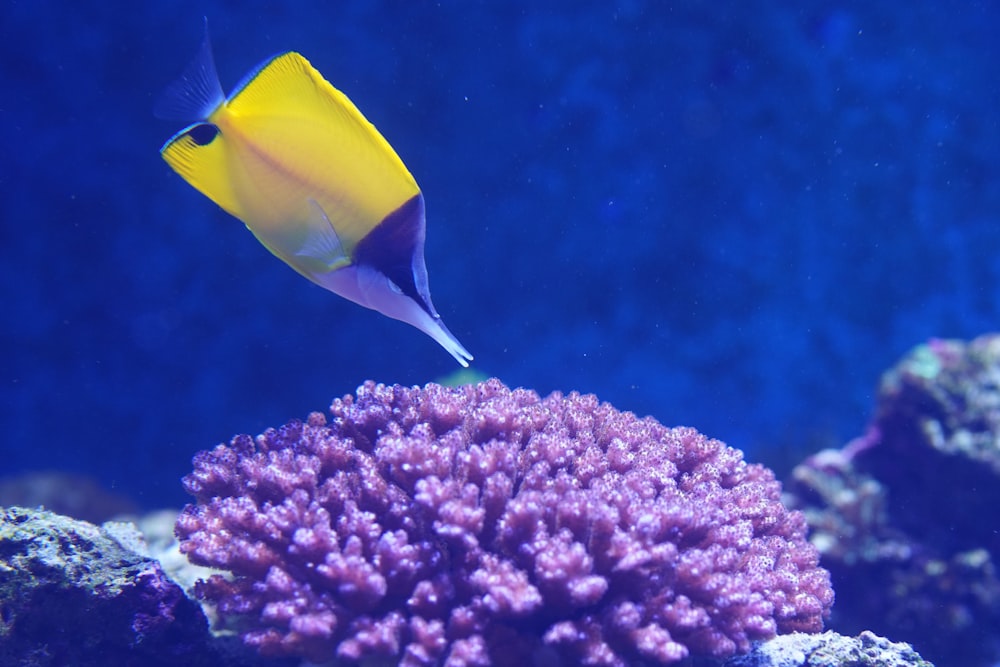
[{"left": 292, "top": 199, "right": 352, "bottom": 271}]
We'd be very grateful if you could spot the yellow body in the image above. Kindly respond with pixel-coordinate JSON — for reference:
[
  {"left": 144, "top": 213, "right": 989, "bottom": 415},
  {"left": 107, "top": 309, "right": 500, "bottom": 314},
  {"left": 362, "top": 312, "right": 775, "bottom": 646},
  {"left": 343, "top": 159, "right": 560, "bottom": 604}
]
[
  {"left": 159, "top": 44, "right": 472, "bottom": 366},
  {"left": 162, "top": 53, "right": 419, "bottom": 280}
]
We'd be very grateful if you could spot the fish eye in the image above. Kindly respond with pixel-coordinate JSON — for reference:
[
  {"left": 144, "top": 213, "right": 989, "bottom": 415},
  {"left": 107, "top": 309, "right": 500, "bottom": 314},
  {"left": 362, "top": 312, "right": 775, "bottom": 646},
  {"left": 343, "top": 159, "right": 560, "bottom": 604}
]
[{"left": 187, "top": 123, "right": 220, "bottom": 146}]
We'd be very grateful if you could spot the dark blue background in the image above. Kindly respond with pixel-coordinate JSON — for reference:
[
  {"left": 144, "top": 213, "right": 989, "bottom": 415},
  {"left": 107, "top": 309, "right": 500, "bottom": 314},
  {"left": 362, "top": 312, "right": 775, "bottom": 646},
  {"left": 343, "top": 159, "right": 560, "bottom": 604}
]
[{"left": 3, "top": 1, "right": 999, "bottom": 509}]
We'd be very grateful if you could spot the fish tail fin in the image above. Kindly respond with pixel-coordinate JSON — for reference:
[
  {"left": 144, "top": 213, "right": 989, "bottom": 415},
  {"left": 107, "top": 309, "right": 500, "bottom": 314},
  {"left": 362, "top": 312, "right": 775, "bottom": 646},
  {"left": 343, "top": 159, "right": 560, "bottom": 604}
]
[{"left": 154, "top": 17, "right": 225, "bottom": 121}]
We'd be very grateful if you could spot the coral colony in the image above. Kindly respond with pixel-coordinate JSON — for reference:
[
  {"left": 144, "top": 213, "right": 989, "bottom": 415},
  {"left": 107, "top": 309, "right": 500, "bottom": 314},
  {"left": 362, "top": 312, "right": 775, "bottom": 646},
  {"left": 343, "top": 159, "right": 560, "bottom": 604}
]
[{"left": 177, "top": 379, "right": 832, "bottom": 665}]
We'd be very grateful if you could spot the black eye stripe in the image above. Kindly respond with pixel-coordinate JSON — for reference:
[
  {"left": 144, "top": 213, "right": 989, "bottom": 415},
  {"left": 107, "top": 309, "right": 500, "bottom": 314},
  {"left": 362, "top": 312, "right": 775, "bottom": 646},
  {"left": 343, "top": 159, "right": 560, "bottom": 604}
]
[{"left": 188, "top": 123, "right": 220, "bottom": 146}]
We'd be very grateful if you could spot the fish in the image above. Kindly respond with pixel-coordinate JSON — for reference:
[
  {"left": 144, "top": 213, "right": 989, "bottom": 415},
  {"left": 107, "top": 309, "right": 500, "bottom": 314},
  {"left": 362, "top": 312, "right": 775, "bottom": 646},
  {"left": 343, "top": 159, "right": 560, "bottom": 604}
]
[{"left": 155, "top": 26, "right": 473, "bottom": 366}]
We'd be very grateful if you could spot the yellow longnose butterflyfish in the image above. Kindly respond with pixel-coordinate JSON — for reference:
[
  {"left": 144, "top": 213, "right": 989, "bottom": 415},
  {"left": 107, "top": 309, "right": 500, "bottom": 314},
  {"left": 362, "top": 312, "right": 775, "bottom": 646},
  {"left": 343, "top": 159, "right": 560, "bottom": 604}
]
[{"left": 156, "top": 28, "right": 473, "bottom": 366}]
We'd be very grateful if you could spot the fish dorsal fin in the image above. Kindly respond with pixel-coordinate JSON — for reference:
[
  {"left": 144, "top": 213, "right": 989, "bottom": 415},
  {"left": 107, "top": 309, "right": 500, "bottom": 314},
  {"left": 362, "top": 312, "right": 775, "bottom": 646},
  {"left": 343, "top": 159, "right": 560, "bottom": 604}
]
[
  {"left": 222, "top": 52, "right": 421, "bottom": 245},
  {"left": 153, "top": 20, "right": 225, "bottom": 121}
]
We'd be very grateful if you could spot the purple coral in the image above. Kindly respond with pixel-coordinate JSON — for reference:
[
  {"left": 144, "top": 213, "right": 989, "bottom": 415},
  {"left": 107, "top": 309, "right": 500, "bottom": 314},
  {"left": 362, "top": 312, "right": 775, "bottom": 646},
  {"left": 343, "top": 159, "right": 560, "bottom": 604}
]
[{"left": 176, "top": 379, "right": 832, "bottom": 665}]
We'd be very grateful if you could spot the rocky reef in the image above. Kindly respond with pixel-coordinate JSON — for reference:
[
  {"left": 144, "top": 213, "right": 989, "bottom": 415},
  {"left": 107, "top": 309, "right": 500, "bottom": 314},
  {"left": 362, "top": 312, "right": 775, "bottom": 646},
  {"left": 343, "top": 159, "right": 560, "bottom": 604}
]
[{"left": 787, "top": 334, "right": 1000, "bottom": 666}]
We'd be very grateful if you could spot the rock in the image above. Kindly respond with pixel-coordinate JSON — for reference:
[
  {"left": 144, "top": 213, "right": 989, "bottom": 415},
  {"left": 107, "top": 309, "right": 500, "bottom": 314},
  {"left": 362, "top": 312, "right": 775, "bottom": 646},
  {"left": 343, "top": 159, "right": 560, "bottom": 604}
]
[
  {"left": 0, "top": 506, "right": 286, "bottom": 667},
  {"left": 726, "top": 630, "right": 933, "bottom": 667}
]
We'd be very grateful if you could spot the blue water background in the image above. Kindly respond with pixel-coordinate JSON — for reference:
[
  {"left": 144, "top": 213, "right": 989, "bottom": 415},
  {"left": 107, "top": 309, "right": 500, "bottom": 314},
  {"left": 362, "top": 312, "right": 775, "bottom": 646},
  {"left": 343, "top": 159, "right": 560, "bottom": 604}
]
[{"left": 3, "top": 1, "right": 999, "bottom": 509}]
